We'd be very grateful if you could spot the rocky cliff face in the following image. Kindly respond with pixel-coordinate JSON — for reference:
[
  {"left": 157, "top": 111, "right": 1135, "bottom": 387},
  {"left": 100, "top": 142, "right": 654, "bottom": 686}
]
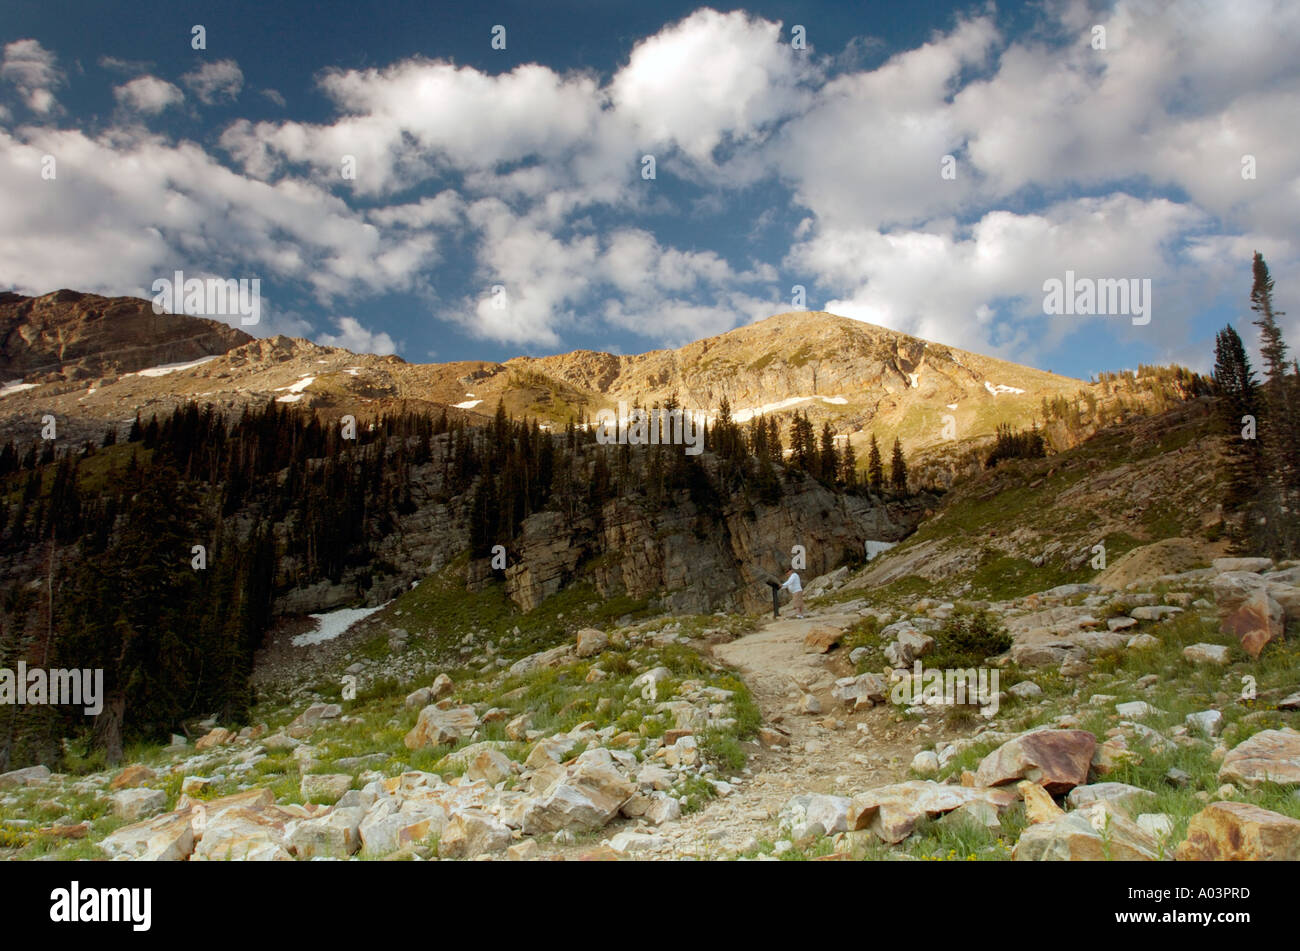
[
  {"left": 267, "top": 439, "right": 931, "bottom": 619},
  {"left": 0, "top": 290, "right": 253, "bottom": 383},
  {"left": 473, "top": 471, "right": 931, "bottom": 616}
]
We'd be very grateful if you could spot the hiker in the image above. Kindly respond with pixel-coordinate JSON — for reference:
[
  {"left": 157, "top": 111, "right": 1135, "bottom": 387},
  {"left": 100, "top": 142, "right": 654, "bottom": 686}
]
[{"left": 778, "top": 567, "right": 805, "bottom": 619}]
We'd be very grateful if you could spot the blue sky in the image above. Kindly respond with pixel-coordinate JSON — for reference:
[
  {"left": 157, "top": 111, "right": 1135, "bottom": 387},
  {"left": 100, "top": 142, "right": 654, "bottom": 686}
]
[{"left": 2, "top": 0, "right": 1298, "bottom": 380}]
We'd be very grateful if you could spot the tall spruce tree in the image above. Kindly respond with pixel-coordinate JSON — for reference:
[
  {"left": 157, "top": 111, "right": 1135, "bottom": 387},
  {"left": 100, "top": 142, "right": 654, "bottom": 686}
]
[
  {"left": 1248, "top": 252, "right": 1298, "bottom": 554},
  {"left": 1213, "top": 324, "right": 1262, "bottom": 534},
  {"left": 867, "top": 434, "right": 883, "bottom": 491},
  {"left": 889, "top": 437, "right": 908, "bottom": 494}
]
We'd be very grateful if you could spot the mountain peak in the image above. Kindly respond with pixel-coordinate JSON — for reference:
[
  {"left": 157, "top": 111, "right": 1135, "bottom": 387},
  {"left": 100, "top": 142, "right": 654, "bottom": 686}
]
[{"left": 0, "top": 290, "right": 254, "bottom": 383}]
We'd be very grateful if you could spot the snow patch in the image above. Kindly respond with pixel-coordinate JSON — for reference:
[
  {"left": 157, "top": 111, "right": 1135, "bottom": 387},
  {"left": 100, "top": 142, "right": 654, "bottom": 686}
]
[
  {"left": 983, "top": 381, "right": 1025, "bottom": 396},
  {"left": 291, "top": 603, "right": 389, "bottom": 647},
  {"left": 132, "top": 356, "right": 218, "bottom": 377},
  {"left": 731, "top": 396, "right": 810, "bottom": 423},
  {"left": 0, "top": 381, "right": 37, "bottom": 397},
  {"left": 276, "top": 393, "right": 304, "bottom": 403},
  {"left": 453, "top": 399, "right": 483, "bottom": 409},
  {"left": 345, "top": 367, "right": 362, "bottom": 377},
  {"left": 275, "top": 376, "right": 315, "bottom": 394},
  {"left": 865, "top": 540, "right": 898, "bottom": 562}
]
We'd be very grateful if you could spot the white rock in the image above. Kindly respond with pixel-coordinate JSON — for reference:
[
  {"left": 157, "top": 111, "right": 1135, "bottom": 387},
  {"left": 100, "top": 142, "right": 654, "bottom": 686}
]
[
  {"left": 911, "top": 751, "right": 941, "bottom": 775},
  {"left": 1183, "top": 643, "right": 1231, "bottom": 665},
  {"left": 609, "top": 831, "right": 666, "bottom": 853},
  {"left": 1115, "top": 701, "right": 1162, "bottom": 719},
  {"left": 1185, "top": 710, "right": 1223, "bottom": 737},
  {"left": 111, "top": 787, "right": 167, "bottom": 822}
]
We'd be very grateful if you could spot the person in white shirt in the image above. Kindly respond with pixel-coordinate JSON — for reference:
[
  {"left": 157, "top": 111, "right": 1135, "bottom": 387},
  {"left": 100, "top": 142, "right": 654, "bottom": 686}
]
[{"left": 779, "top": 568, "right": 805, "bottom": 619}]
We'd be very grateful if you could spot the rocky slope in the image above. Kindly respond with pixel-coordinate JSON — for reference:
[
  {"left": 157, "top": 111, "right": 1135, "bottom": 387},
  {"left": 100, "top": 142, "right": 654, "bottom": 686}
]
[
  {"left": 2, "top": 545, "right": 1296, "bottom": 863},
  {"left": 0, "top": 290, "right": 252, "bottom": 385},
  {"left": 0, "top": 293, "right": 1194, "bottom": 469}
]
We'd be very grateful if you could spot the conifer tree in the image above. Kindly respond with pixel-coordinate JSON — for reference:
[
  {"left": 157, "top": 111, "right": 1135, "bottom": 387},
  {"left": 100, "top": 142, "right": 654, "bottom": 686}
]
[
  {"left": 890, "top": 437, "right": 908, "bottom": 493},
  {"left": 867, "top": 434, "right": 884, "bottom": 491},
  {"left": 819, "top": 423, "right": 838, "bottom": 484}
]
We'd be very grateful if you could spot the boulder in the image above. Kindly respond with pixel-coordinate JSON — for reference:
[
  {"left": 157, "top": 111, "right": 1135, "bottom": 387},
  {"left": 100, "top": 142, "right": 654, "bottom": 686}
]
[
  {"left": 781, "top": 793, "right": 852, "bottom": 838},
  {"left": 109, "top": 764, "right": 157, "bottom": 790},
  {"left": 644, "top": 794, "right": 681, "bottom": 825},
  {"left": 466, "top": 748, "right": 514, "bottom": 785},
  {"left": 182, "top": 787, "right": 275, "bottom": 827},
  {"left": 430, "top": 673, "right": 454, "bottom": 700},
  {"left": 288, "top": 703, "right": 341, "bottom": 732},
  {"left": 404, "top": 686, "right": 434, "bottom": 709},
  {"left": 1212, "top": 570, "right": 1268, "bottom": 612},
  {"left": 525, "top": 735, "right": 578, "bottom": 769},
  {"left": 358, "top": 800, "right": 448, "bottom": 856},
  {"left": 1115, "top": 701, "right": 1162, "bottom": 719},
  {"left": 0, "top": 764, "right": 51, "bottom": 789},
  {"left": 662, "top": 735, "right": 699, "bottom": 767},
  {"left": 1175, "top": 801, "right": 1300, "bottom": 861},
  {"left": 111, "top": 787, "right": 167, "bottom": 822},
  {"left": 831, "top": 673, "right": 886, "bottom": 709},
  {"left": 1213, "top": 557, "right": 1273, "bottom": 574},
  {"left": 1013, "top": 801, "right": 1162, "bottom": 860},
  {"left": 911, "top": 751, "right": 940, "bottom": 775},
  {"left": 193, "top": 806, "right": 293, "bottom": 861},
  {"left": 287, "top": 806, "right": 364, "bottom": 859},
  {"left": 1065, "top": 782, "right": 1158, "bottom": 818},
  {"left": 195, "top": 727, "right": 235, "bottom": 750},
  {"left": 1129, "top": 606, "right": 1182, "bottom": 621},
  {"left": 1012, "top": 642, "right": 1078, "bottom": 668},
  {"left": 939, "top": 799, "right": 1002, "bottom": 832},
  {"left": 803, "top": 627, "right": 841, "bottom": 654},
  {"left": 1221, "top": 587, "right": 1284, "bottom": 659},
  {"left": 99, "top": 810, "right": 195, "bottom": 861},
  {"left": 609, "top": 831, "right": 666, "bottom": 853},
  {"left": 1218, "top": 728, "right": 1300, "bottom": 788},
  {"left": 1008, "top": 681, "right": 1042, "bottom": 700},
  {"left": 575, "top": 628, "right": 609, "bottom": 658},
  {"left": 439, "top": 809, "right": 512, "bottom": 858},
  {"left": 847, "top": 781, "right": 1018, "bottom": 843},
  {"left": 1185, "top": 710, "right": 1223, "bottom": 737},
  {"left": 404, "top": 705, "right": 479, "bottom": 750},
  {"left": 1019, "top": 781, "right": 1064, "bottom": 824},
  {"left": 1267, "top": 582, "right": 1300, "bottom": 616},
  {"left": 507, "top": 839, "right": 539, "bottom": 861},
  {"left": 301, "top": 773, "right": 353, "bottom": 803},
  {"left": 974, "top": 729, "right": 1097, "bottom": 793},
  {"left": 519, "top": 755, "right": 636, "bottom": 835},
  {"left": 508, "top": 645, "right": 573, "bottom": 678},
  {"left": 1183, "top": 643, "right": 1231, "bottom": 665},
  {"left": 636, "top": 764, "right": 675, "bottom": 791},
  {"left": 260, "top": 732, "right": 300, "bottom": 752},
  {"left": 505, "top": 713, "right": 533, "bottom": 741},
  {"left": 884, "top": 629, "right": 935, "bottom": 667}
]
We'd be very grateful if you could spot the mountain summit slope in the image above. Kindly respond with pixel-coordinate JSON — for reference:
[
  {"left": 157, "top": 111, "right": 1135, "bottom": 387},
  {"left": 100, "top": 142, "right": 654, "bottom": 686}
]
[
  {"left": 0, "top": 290, "right": 254, "bottom": 383},
  {"left": 0, "top": 295, "right": 1149, "bottom": 459}
]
